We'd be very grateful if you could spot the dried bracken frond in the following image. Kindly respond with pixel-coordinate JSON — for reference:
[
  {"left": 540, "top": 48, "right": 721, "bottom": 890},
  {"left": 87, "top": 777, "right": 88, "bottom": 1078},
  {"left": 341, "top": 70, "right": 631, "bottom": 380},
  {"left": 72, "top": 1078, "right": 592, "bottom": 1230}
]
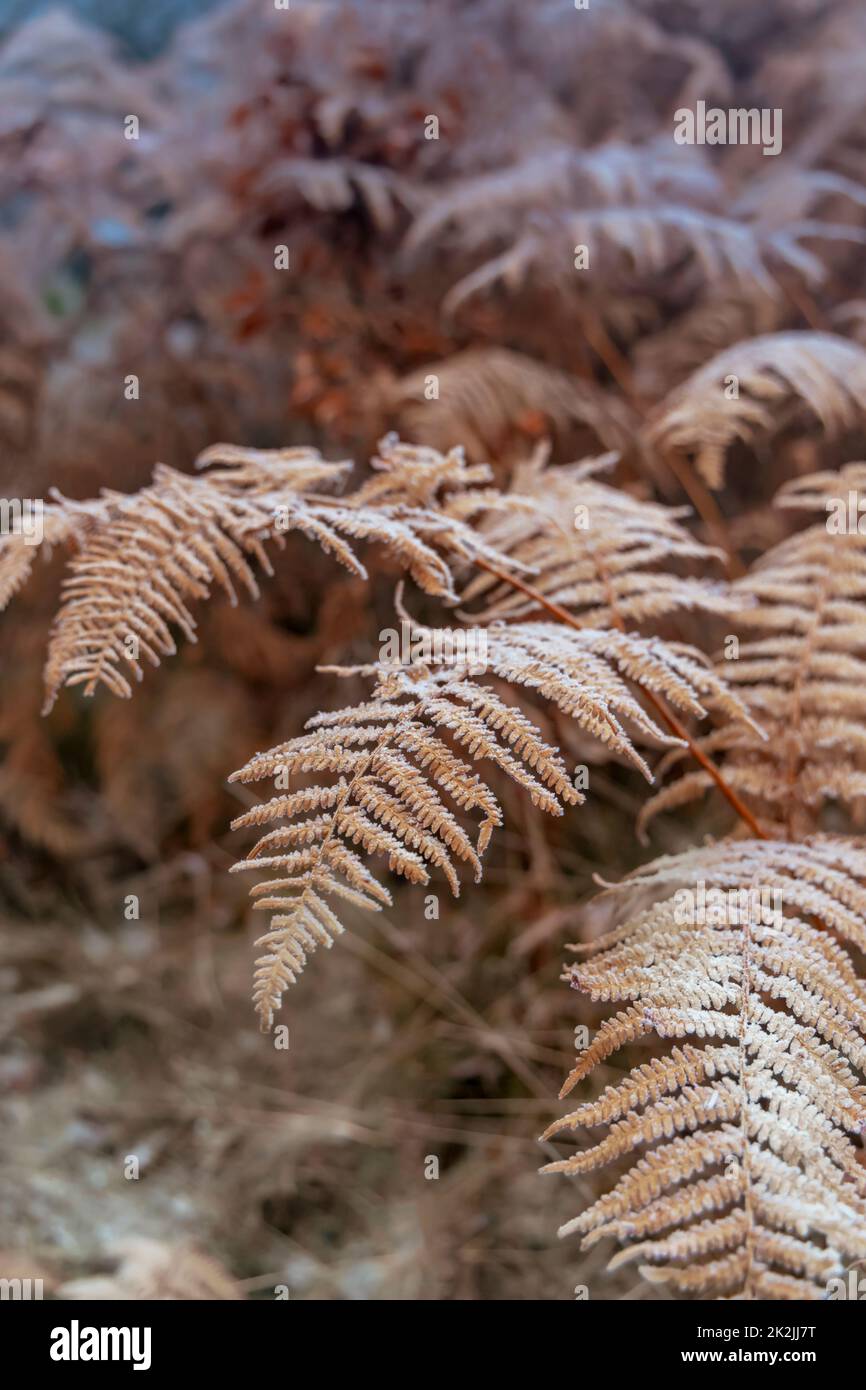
[
  {"left": 733, "top": 166, "right": 866, "bottom": 230},
  {"left": 646, "top": 333, "right": 866, "bottom": 489},
  {"left": 632, "top": 290, "right": 788, "bottom": 400},
  {"left": 776, "top": 459, "right": 866, "bottom": 515},
  {"left": 458, "top": 448, "right": 733, "bottom": 628},
  {"left": 232, "top": 619, "right": 757, "bottom": 1028},
  {"left": 319, "top": 436, "right": 534, "bottom": 589},
  {"left": 39, "top": 448, "right": 356, "bottom": 712},
  {"left": 0, "top": 496, "right": 109, "bottom": 612},
  {"left": 6, "top": 438, "right": 529, "bottom": 711},
  {"left": 403, "top": 140, "right": 722, "bottom": 258},
  {"left": 253, "top": 156, "right": 416, "bottom": 234},
  {"left": 543, "top": 836, "right": 866, "bottom": 1299},
  {"left": 230, "top": 662, "right": 571, "bottom": 1030},
  {"left": 13, "top": 0, "right": 866, "bottom": 1309},
  {"left": 376, "top": 350, "right": 637, "bottom": 459},
  {"left": 437, "top": 208, "right": 851, "bottom": 320},
  {"left": 640, "top": 462, "right": 866, "bottom": 839}
]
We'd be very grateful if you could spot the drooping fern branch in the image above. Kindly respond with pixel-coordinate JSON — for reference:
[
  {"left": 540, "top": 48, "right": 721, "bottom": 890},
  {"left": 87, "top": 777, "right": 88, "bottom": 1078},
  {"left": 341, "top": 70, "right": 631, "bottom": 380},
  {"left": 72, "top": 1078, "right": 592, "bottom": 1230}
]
[
  {"left": 436, "top": 208, "right": 843, "bottom": 320},
  {"left": 226, "top": 440, "right": 770, "bottom": 1032},
  {"left": 543, "top": 460, "right": 866, "bottom": 1300},
  {"left": 231, "top": 618, "right": 757, "bottom": 1029},
  {"left": 450, "top": 446, "right": 768, "bottom": 838},
  {"left": 5, "top": 433, "right": 766, "bottom": 1043},
  {"left": 458, "top": 447, "right": 733, "bottom": 627},
  {"left": 1, "top": 438, "right": 527, "bottom": 712},
  {"left": 377, "top": 350, "right": 638, "bottom": 459},
  {"left": 646, "top": 334, "right": 866, "bottom": 489}
]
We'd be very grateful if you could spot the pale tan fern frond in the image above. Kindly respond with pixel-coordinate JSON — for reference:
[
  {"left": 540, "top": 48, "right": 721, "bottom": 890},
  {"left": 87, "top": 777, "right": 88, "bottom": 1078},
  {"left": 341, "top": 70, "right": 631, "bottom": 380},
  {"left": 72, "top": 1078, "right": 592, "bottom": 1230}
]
[
  {"left": 40, "top": 449, "right": 357, "bottom": 712},
  {"left": 19, "top": 438, "right": 528, "bottom": 711},
  {"left": 646, "top": 333, "right": 866, "bottom": 488},
  {"left": 377, "top": 350, "right": 637, "bottom": 459},
  {"left": 317, "top": 435, "right": 535, "bottom": 589},
  {"left": 733, "top": 166, "right": 866, "bottom": 229},
  {"left": 543, "top": 836, "right": 866, "bottom": 1299},
  {"left": 439, "top": 209, "right": 839, "bottom": 318},
  {"left": 231, "top": 662, "right": 573, "bottom": 1030},
  {"left": 403, "top": 140, "right": 722, "bottom": 257},
  {"left": 632, "top": 290, "right": 788, "bottom": 400},
  {"left": 640, "top": 462, "right": 866, "bottom": 839},
  {"left": 0, "top": 495, "right": 108, "bottom": 611},
  {"left": 775, "top": 459, "right": 866, "bottom": 513},
  {"left": 458, "top": 448, "right": 733, "bottom": 628},
  {"left": 253, "top": 157, "right": 415, "bottom": 234},
  {"left": 232, "top": 620, "right": 758, "bottom": 1027}
]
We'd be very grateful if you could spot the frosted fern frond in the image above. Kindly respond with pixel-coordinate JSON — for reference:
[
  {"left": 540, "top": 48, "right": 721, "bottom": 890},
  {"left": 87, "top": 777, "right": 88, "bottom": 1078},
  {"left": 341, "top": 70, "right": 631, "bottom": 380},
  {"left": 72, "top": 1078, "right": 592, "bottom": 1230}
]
[
  {"left": 253, "top": 156, "right": 415, "bottom": 233},
  {"left": 231, "top": 661, "right": 574, "bottom": 1030},
  {"left": 0, "top": 494, "right": 109, "bottom": 612},
  {"left": 231, "top": 619, "right": 758, "bottom": 1028},
  {"left": 40, "top": 449, "right": 357, "bottom": 711},
  {"left": 543, "top": 836, "right": 866, "bottom": 1299},
  {"left": 458, "top": 448, "right": 734, "bottom": 628},
  {"left": 378, "top": 350, "right": 637, "bottom": 458},
  {"left": 646, "top": 333, "right": 866, "bottom": 488},
  {"left": 403, "top": 140, "right": 722, "bottom": 257},
  {"left": 438, "top": 209, "right": 849, "bottom": 318},
  {"left": 640, "top": 463, "right": 866, "bottom": 839},
  {"left": 6, "top": 438, "right": 527, "bottom": 711}
]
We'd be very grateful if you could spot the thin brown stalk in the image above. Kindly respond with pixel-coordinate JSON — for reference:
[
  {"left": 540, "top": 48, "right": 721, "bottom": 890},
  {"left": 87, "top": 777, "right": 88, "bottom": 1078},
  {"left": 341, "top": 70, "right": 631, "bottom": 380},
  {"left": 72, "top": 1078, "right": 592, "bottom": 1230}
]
[{"left": 579, "top": 314, "right": 744, "bottom": 576}]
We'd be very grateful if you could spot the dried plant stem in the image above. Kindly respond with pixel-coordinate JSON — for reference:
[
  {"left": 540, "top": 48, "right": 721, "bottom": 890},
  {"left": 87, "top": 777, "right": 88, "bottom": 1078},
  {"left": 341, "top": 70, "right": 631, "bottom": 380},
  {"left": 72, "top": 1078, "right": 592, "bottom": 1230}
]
[
  {"left": 657, "top": 447, "right": 746, "bottom": 579},
  {"left": 580, "top": 314, "right": 744, "bottom": 576},
  {"left": 774, "top": 271, "right": 831, "bottom": 333},
  {"left": 469, "top": 552, "right": 768, "bottom": 840},
  {"left": 579, "top": 313, "right": 641, "bottom": 405}
]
